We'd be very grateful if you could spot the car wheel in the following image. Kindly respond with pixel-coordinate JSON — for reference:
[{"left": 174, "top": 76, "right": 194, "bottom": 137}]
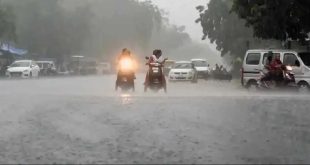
[
  {"left": 247, "top": 80, "right": 259, "bottom": 92},
  {"left": 298, "top": 81, "right": 310, "bottom": 93}
]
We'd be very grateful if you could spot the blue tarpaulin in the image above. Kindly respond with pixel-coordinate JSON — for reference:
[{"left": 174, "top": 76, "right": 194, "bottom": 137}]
[{"left": 0, "top": 44, "right": 28, "bottom": 56}]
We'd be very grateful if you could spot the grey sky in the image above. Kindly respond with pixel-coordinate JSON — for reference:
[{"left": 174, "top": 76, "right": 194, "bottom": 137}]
[
  {"left": 148, "top": 0, "right": 209, "bottom": 41},
  {"left": 145, "top": 0, "right": 218, "bottom": 53}
]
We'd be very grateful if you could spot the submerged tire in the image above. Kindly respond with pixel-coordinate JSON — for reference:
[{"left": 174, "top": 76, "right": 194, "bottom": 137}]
[{"left": 298, "top": 81, "right": 310, "bottom": 93}]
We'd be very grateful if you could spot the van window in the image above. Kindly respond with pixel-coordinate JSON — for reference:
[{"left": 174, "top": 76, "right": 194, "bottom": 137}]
[
  {"left": 283, "top": 53, "right": 298, "bottom": 66},
  {"left": 262, "top": 53, "right": 280, "bottom": 65},
  {"left": 246, "top": 53, "right": 260, "bottom": 65},
  {"left": 299, "top": 53, "right": 310, "bottom": 67}
]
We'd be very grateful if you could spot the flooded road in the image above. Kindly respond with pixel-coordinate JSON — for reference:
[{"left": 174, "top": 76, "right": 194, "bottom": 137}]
[{"left": 0, "top": 75, "right": 309, "bottom": 164}]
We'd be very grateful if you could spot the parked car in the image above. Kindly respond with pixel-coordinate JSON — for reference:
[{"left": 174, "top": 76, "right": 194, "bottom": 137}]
[
  {"left": 191, "top": 59, "right": 210, "bottom": 79},
  {"left": 241, "top": 49, "right": 310, "bottom": 91},
  {"left": 168, "top": 61, "right": 198, "bottom": 83},
  {"left": 68, "top": 56, "right": 97, "bottom": 75},
  {"left": 6, "top": 60, "right": 40, "bottom": 78},
  {"left": 36, "top": 60, "right": 57, "bottom": 76}
]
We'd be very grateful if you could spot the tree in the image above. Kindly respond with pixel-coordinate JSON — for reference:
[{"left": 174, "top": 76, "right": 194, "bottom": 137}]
[
  {"left": 3, "top": 0, "right": 93, "bottom": 62},
  {"left": 231, "top": 0, "right": 310, "bottom": 43},
  {"left": 3, "top": 0, "right": 195, "bottom": 64},
  {"left": 0, "top": 3, "right": 16, "bottom": 45},
  {"left": 196, "top": 0, "right": 255, "bottom": 57}
]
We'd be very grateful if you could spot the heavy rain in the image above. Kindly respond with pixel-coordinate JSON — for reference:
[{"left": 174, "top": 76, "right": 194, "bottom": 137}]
[{"left": 0, "top": 0, "right": 310, "bottom": 164}]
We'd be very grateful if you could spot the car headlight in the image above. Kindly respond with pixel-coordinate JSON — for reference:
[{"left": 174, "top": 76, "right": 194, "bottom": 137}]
[{"left": 23, "top": 70, "right": 29, "bottom": 73}]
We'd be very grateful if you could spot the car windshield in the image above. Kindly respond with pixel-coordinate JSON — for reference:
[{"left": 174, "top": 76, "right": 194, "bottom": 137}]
[
  {"left": 10, "top": 61, "right": 30, "bottom": 67},
  {"left": 192, "top": 61, "right": 207, "bottom": 67},
  {"left": 173, "top": 63, "right": 192, "bottom": 69},
  {"left": 299, "top": 52, "right": 310, "bottom": 67},
  {"left": 38, "top": 63, "right": 50, "bottom": 69}
]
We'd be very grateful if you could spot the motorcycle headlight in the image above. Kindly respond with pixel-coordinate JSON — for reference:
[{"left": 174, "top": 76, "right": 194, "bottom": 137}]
[
  {"left": 286, "top": 66, "right": 293, "bottom": 71},
  {"left": 120, "top": 58, "right": 133, "bottom": 71}
]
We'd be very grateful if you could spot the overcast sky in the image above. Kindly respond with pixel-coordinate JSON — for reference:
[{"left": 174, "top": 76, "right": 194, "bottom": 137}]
[
  {"left": 139, "top": 0, "right": 220, "bottom": 63},
  {"left": 147, "top": 0, "right": 209, "bottom": 41}
]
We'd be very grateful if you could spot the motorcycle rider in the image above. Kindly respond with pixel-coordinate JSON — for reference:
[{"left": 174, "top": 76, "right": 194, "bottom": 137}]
[
  {"left": 260, "top": 52, "right": 273, "bottom": 84},
  {"left": 144, "top": 49, "right": 167, "bottom": 90},
  {"left": 270, "top": 54, "right": 283, "bottom": 82},
  {"left": 116, "top": 48, "right": 136, "bottom": 89}
]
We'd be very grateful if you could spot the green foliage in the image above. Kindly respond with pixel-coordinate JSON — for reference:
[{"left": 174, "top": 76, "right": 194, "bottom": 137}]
[
  {"left": 3, "top": 0, "right": 92, "bottom": 60},
  {"left": 232, "top": 0, "right": 310, "bottom": 42},
  {"left": 196, "top": 0, "right": 254, "bottom": 57},
  {"left": 0, "top": 2, "right": 16, "bottom": 44},
  {"left": 1, "top": 0, "right": 190, "bottom": 63}
]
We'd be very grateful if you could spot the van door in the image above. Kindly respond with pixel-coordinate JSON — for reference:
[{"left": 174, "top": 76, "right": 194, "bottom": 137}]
[
  {"left": 283, "top": 53, "right": 302, "bottom": 77},
  {"left": 243, "top": 52, "right": 261, "bottom": 77}
]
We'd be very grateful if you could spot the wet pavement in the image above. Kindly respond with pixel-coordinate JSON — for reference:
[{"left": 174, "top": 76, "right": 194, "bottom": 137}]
[{"left": 0, "top": 74, "right": 309, "bottom": 164}]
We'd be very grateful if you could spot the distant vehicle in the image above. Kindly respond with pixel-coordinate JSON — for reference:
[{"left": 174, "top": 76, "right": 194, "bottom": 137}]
[
  {"left": 6, "top": 60, "right": 40, "bottom": 78},
  {"left": 210, "top": 68, "right": 233, "bottom": 81},
  {"left": 168, "top": 61, "right": 198, "bottom": 83},
  {"left": 57, "top": 65, "right": 70, "bottom": 76},
  {"left": 80, "top": 60, "right": 97, "bottom": 75},
  {"left": 241, "top": 49, "right": 310, "bottom": 91},
  {"left": 163, "top": 60, "right": 175, "bottom": 76},
  {"left": 97, "top": 62, "right": 111, "bottom": 74},
  {"left": 36, "top": 60, "right": 57, "bottom": 76},
  {"left": 191, "top": 59, "right": 210, "bottom": 79},
  {"left": 68, "top": 56, "right": 97, "bottom": 75}
]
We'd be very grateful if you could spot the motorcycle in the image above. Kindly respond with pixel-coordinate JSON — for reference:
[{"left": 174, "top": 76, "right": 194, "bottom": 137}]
[
  {"left": 144, "top": 57, "right": 167, "bottom": 93},
  {"left": 256, "top": 65, "right": 297, "bottom": 90},
  {"left": 115, "top": 57, "right": 135, "bottom": 92}
]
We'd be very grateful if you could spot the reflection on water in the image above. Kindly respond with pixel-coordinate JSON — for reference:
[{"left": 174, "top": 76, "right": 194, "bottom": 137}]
[{"left": 121, "top": 93, "right": 132, "bottom": 105}]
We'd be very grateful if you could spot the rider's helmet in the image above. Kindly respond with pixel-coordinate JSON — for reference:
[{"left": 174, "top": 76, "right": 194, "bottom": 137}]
[
  {"left": 153, "top": 49, "right": 158, "bottom": 55},
  {"left": 122, "top": 48, "right": 131, "bottom": 56},
  {"left": 267, "top": 55, "right": 273, "bottom": 62},
  {"left": 153, "top": 49, "right": 162, "bottom": 58},
  {"left": 122, "top": 48, "right": 128, "bottom": 53}
]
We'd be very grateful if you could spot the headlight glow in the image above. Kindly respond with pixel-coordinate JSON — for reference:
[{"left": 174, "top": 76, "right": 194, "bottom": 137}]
[
  {"left": 119, "top": 58, "right": 133, "bottom": 71},
  {"left": 286, "top": 66, "right": 293, "bottom": 71}
]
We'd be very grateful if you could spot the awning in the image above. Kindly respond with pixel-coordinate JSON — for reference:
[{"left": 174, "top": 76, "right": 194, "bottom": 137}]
[{"left": 0, "top": 44, "right": 28, "bottom": 56}]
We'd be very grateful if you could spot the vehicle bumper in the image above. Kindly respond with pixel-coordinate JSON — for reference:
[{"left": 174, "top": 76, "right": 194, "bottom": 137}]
[
  {"left": 7, "top": 72, "right": 31, "bottom": 78},
  {"left": 169, "top": 76, "right": 194, "bottom": 81}
]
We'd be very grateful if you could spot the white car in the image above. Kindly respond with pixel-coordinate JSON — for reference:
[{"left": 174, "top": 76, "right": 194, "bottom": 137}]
[
  {"left": 168, "top": 61, "right": 198, "bottom": 83},
  {"left": 6, "top": 60, "right": 40, "bottom": 78},
  {"left": 191, "top": 59, "right": 210, "bottom": 79}
]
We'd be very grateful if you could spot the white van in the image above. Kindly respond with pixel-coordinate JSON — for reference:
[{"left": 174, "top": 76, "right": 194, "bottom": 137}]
[{"left": 241, "top": 49, "right": 310, "bottom": 90}]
